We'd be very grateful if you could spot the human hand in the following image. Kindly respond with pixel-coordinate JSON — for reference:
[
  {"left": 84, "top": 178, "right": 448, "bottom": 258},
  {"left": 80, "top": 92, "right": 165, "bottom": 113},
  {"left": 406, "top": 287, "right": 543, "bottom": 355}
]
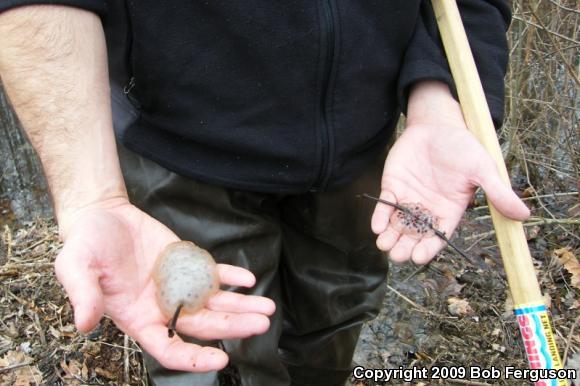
[
  {"left": 54, "top": 200, "right": 275, "bottom": 372},
  {"left": 371, "top": 81, "right": 529, "bottom": 264}
]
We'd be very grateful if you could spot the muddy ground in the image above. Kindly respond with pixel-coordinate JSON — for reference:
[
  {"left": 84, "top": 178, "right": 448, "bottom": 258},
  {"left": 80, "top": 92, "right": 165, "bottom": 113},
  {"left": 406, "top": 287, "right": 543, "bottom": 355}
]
[{"left": 0, "top": 189, "right": 578, "bottom": 386}]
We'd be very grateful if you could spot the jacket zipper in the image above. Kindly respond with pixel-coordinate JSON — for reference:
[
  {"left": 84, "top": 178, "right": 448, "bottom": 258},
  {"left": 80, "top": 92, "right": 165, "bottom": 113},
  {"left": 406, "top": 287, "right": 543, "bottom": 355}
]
[
  {"left": 123, "top": 1, "right": 140, "bottom": 108},
  {"left": 312, "top": 0, "right": 336, "bottom": 191}
]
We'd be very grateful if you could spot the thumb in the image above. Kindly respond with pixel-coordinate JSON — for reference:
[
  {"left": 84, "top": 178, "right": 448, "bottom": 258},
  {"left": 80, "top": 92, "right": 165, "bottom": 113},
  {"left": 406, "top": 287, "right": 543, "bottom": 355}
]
[
  {"left": 371, "top": 190, "right": 397, "bottom": 234},
  {"left": 55, "top": 237, "right": 105, "bottom": 333},
  {"left": 477, "top": 165, "right": 530, "bottom": 221}
]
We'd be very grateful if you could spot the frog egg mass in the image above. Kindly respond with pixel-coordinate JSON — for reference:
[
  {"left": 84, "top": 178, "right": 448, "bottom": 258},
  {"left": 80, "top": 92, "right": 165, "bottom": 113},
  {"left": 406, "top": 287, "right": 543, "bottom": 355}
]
[
  {"left": 390, "top": 202, "right": 439, "bottom": 239},
  {"left": 154, "top": 241, "right": 219, "bottom": 322}
]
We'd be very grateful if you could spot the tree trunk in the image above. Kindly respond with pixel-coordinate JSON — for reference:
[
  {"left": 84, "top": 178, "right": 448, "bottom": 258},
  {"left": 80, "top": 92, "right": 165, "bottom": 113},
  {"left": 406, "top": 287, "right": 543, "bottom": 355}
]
[{"left": 0, "top": 82, "right": 53, "bottom": 224}]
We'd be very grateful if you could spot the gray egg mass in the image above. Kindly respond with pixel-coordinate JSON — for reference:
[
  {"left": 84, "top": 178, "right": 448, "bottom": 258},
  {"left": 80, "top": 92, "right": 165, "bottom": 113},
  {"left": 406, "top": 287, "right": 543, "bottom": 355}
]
[{"left": 154, "top": 241, "right": 219, "bottom": 318}]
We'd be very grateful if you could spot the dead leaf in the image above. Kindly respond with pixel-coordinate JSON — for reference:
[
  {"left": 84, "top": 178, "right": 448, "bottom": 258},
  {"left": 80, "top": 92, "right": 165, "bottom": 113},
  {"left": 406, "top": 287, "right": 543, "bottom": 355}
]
[
  {"left": 81, "top": 361, "right": 89, "bottom": 380},
  {"left": 484, "top": 256, "right": 497, "bottom": 267},
  {"left": 49, "top": 326, "right": 61, "bottom": 339},
  {"left": 447, "top": 297, "right": 474, "bottom": 316},
  {"left": 95, "top": 367, "right": 116, "bottom": 379},
  {"left": 60, "top": 324, "right": 76, "bottom": 338},
  {"left": 423, "top": 276, "right": 465, "bottom": 298},
  {"left": 522, "top": 186, "right": 536, "bottom": 198},
  {"left": 5, "top": 322, "right": 18, "bottom": 338},
  {"left": 525, "top": 225, "right": 541, "bottom": 240},
  {"left": 492, "top": 343, "right": 506, "bottom": 352},
  {"left": 543, "top": 293, "right": 552, "bottom": 309},
  {"left": 553, "top": 247, "right": 580, "bottom": 290},
  {"left": 0, "top": 350, "right": 43, "bottom": 386},
  {"left": 61, "top": 358, "right": 84, "bottom": 380}
]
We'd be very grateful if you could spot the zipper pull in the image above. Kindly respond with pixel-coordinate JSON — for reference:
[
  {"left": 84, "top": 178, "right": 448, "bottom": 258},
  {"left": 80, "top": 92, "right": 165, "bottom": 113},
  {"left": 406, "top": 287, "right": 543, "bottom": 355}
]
[{"left": 123, "top": 76, "right": 136, "bottom": 95}]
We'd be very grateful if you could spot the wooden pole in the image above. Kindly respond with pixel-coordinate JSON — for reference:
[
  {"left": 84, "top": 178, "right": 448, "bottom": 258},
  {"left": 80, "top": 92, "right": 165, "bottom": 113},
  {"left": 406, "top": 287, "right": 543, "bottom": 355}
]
[{"left": 430, "top": 1, "right": 566, "bottom": 383}]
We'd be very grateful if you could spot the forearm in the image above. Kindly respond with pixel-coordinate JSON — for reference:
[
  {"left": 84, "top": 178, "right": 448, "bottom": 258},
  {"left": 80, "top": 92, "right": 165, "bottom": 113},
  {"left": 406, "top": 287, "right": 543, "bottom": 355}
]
[{"left": 0, "top": 5, "right": 127, "bottom": 235}]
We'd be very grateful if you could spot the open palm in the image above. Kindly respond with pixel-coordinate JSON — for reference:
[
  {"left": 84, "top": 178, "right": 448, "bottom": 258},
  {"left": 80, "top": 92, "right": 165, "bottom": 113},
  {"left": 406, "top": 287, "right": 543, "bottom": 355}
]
[
  {"left": 55, "top": 203, "right": 275, "bottom": 372},
  {"left": 371, "top": 123, "right": 529, "bottom": 264}
]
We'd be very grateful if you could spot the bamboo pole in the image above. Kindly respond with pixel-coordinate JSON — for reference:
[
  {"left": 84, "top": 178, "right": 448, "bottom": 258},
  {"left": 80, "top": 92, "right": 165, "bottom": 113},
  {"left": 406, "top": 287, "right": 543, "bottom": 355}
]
[{"left": 430, "top": 1, "right": 566, "bottom": 383}]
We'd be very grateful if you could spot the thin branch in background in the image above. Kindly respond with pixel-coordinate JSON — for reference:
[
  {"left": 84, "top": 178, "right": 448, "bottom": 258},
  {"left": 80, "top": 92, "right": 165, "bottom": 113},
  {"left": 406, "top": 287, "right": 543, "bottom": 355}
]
[{"left": 528, "top": 6, "right": 580, "bottom": 85}]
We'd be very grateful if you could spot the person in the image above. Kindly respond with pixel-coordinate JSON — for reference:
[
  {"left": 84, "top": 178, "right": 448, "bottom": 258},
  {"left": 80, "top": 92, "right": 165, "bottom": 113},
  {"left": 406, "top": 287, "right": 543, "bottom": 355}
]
[{"left": 0, "top": 1, "right": 529, "bottom": 385}]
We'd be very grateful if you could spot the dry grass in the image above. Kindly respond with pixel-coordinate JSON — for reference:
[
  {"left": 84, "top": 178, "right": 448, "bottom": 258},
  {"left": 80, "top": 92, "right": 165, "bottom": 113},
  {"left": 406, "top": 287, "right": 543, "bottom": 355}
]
[{"left": 0, "top": 221, "right": 147, "bottom": 385}]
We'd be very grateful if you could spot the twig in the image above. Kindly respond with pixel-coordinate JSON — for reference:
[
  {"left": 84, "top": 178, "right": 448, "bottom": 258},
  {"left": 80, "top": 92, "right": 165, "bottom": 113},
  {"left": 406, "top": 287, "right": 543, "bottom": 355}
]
[
  {"left": 402, "top": 264, "right": 429, "bottom": 282},
  {"left": 547, "top": 0, "right": 580, "bottom": 15},
  {"left": 465, "top": 218, "right": 580, "bottom": 241},
  {"left": 511, "top": 15, "right": 580, "bottom": 45},
  {"left": 448, "top": 379, "right": 492, "bottom": 386},
  {"left": 124, "top": 334, "right": 130, "bottom": 385},
  {"left": 0, "top": 361, "right": 32, "bottom": 373},
  {"left": 472, "top": 191, "right": 578, "bottom": 211},
  {"left": 386, "top": 284, "right": 427, "bottom": 313},
  {"left": 33, "top": 312, "right": 46, "bottom": 346},
  {"left": 386, "top": 284, "right": 451, "bottom": 319},
  {"left": 563, "top": 314, "right": 580, "bottom": 364},
  {"left": 528, "top": 6, "right": 580, "bottom": 85},
  {"left": 360, "top": 194, "right": 485, "bottom": 268},
  {"left": 525, "top": 218, "right": 580, "bottom": 226},
  {"left": 168, "top": 304, "right": 183, "bottom": 338},
  {"left": 3, "top": 225, "right": 12, "bottom": 261},
  {"left": 17, "top": 236, "right": 50, "bottom": 255}
]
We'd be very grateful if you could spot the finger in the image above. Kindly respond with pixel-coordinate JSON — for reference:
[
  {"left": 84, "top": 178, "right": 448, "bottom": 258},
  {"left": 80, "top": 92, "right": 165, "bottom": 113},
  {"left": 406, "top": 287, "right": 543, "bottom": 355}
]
[
  {"left": 54, "top": 237, "right": 104, "bottom": 333},
  {"left": 206, "top": 291, "right": 276, "bottom": 315},
  {"left": 477, "top": 165, "right": 530, "bottom": 221},
  {"left": 411, "top": 236, "right": 446, "bottom": 265},
  {"left": 411, "top": 219, "right": 457, "bottom": 264},
  {"left": 388, "top": 234, "right": 420, "bottom": 263},
  {"left": 136, "top": 324, "right": 228, "bottom": 372},
  {"left": 217, "top": 264, "right": 256, "bottom": 287},
  {"left": 371, "top": 190, "right": 397, "bottom": 234},
  {"left": 376, "top": 227, "right": 401, "bottom": 251},
  {"left": 177, "top": 310, "right": 271, "bottom": 340}
]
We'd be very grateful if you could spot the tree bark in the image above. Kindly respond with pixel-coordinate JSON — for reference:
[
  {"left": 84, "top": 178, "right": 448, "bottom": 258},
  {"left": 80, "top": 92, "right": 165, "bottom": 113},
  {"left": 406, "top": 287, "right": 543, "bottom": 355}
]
[{"left": 0, "top": 81, "right": 53, "bottom": 224}]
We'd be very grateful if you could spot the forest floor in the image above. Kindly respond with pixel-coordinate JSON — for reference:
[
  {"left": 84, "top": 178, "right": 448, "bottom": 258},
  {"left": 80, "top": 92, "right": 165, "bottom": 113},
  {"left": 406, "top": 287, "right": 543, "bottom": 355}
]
[{"left": 0, "top": 189, "right": 578, "bottom": 386}]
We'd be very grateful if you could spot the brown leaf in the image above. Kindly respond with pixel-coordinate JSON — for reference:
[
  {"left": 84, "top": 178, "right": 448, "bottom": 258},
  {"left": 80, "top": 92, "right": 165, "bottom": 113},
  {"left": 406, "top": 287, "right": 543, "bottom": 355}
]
[
  {"left": 95, "top": 367, "right": 116, "bottom": 379},
  {"left": 423, "top": 276, "right": 465, "bottom": 298},
  {"left": 553, "top": 247, "right": 580, "bottom": 290},
  {"left": 525, "top": 225, "right": 541, "bottom": 240},
  {"left": 49, "top": 326, "right": 61, "bottom": 339},
  {"left": 60, "top": 323, "right": 76, "bottom": 338},
  {"left": 447, "top": 297, "right": 474, "bottom": 317},
  {"left": 522, "top": 186, "right": 536, "bottom": 198},
  {"left": 61, "top": 358, "right": 84, "bottom": 381},
  {"left": 0, "top": 350, "right": 43, "bottom": 385},
  {"left": 81, "top": 361, "right": 89, "bottom": 380},
  {"left": 543, "top": 293, "right": 552, "bottom": 309}
]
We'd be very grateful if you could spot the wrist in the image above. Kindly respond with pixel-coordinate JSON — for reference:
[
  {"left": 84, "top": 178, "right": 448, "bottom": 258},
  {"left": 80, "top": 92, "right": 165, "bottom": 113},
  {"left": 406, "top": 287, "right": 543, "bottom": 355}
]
[
  {"left": 57, "top": 193, "right": 130, "bottom": 240},
  {"left": 406, "top": 80, "right": 466, "bottom": 129}
]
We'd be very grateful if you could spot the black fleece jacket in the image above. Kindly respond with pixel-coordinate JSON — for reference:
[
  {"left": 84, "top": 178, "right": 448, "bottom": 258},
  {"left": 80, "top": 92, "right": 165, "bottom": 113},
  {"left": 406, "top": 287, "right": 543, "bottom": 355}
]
[{"left": 0, "top": 1, "right": 511, "bottom": 193}]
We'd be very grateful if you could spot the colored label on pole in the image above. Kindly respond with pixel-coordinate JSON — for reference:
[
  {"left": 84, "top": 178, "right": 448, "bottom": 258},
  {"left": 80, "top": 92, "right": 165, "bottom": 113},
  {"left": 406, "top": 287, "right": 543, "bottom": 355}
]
[{"left": 514, "top": 304, "right": 567, "bottom": 386}]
